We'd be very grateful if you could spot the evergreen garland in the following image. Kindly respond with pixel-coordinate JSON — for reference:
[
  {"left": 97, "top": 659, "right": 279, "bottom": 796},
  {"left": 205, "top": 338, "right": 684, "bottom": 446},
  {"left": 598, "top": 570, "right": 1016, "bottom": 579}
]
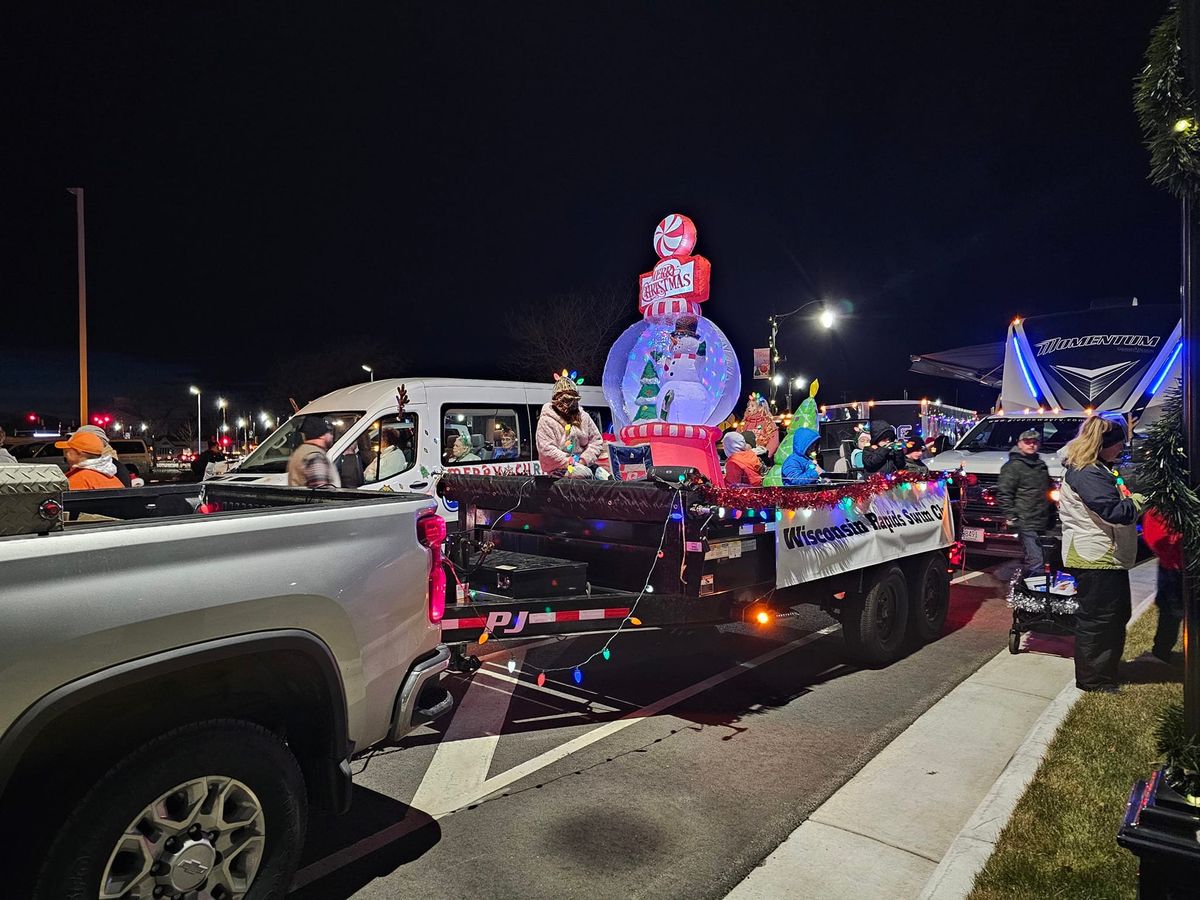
[
  {"left": 1138, "top": 388, "right": 1200, "bottom": 575},
  {"left": 1135, "top": 3, "right": 1200, "bottom": 201}
]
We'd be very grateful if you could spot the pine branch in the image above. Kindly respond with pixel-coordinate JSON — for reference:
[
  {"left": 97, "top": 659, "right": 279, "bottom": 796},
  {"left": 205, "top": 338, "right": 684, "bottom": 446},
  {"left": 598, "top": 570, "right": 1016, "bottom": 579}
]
[{"left": 1137, "top": 387, "right": 1200, "bottom": 575}]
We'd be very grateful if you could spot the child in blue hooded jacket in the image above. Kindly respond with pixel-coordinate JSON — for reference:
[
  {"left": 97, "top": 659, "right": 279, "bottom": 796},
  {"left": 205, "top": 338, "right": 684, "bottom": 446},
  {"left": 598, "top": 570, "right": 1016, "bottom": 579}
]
[{"left": 781, "top": 427, "right": 822, "bottom": 485}]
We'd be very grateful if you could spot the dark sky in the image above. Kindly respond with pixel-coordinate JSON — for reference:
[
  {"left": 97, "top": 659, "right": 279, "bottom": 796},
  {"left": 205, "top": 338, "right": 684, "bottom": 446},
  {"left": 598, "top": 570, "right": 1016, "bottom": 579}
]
[{"left": 0, "top": 2, "right": 1178, "bottom": 423}]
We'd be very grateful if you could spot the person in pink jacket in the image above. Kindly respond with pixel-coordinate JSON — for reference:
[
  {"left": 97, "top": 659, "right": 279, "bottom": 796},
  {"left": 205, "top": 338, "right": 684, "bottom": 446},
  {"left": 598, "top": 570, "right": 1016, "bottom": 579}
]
[{"left": 537, "top": 374, "right": 606, "bottom": 477}]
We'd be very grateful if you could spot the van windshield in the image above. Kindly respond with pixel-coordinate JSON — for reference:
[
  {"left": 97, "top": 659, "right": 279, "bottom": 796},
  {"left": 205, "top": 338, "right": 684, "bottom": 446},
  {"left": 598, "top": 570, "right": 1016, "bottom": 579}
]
[
  {"left": 237, "top": 412, "right": 363, "bottom": 474},
  {"left": 956, "top": 417, "right": 1084, "bottom": 453}
]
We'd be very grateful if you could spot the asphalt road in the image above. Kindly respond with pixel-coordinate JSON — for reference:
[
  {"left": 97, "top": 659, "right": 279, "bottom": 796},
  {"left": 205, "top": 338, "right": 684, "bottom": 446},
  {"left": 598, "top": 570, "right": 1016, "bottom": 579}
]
[{"left": 291, "top": 562, "right": 1017, "bottom": 899}]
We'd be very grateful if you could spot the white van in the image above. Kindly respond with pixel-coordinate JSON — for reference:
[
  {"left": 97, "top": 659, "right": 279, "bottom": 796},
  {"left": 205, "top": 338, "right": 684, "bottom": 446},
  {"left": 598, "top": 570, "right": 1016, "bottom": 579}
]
[{"left": 215, "top": 378, "right": 615, "bottom": 519}]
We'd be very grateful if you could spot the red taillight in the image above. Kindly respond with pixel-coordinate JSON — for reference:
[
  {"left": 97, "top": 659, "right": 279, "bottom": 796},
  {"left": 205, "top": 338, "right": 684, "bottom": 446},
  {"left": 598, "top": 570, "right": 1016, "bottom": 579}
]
[
  {"left": 948, "top": 541, "right": 965, "bottom": 567},
  {"left": 418, "top": 513, "right": 448, "bottom": 624}
]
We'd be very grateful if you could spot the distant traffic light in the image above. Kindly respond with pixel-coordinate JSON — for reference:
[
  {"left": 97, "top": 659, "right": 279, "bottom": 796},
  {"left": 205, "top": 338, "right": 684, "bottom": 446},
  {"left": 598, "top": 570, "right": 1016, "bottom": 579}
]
[
  {"left": 220, "top": 436, "right": 232, "bottom": 447},
  {"left": 26, "top": 413, "right": 37, "bottom": 423}
]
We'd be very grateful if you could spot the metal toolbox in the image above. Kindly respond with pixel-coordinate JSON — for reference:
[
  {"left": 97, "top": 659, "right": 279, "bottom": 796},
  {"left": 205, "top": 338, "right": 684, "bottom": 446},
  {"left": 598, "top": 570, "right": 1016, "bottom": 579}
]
[{"left": 0, "top": 464, "right": 68, "bottom": 536}]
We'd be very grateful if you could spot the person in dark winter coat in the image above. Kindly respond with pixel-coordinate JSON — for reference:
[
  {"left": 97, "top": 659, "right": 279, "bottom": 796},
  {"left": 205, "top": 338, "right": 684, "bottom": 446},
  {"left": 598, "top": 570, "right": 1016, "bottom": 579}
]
[
  {"left": 996, "top": 429, "right": 1052, "bottom": 575},
  {"left": 861, "top": 421, "right": 905, "bottom": 475}
]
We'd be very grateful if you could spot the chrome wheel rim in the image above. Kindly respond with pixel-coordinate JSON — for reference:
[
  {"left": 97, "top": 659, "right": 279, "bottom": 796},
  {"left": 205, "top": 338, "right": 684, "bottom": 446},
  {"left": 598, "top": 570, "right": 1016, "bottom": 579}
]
[{"left": 99, "top": 776, "right": 266, "bottom": 900}]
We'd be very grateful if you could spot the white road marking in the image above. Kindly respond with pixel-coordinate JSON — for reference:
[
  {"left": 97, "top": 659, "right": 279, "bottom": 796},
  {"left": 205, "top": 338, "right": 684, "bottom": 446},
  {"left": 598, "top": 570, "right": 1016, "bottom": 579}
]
[
  {"left": 475, "top": 665, "right": 622, "bottom": 712},
  {"left": 409, "top": 649, "right": 525, "bottom": 816},
  {"left": 464, "top": 623, "right": 842, "bottom": 808},
  {"left": 291, "top": 623, "right": 843, "bottom": 891},
  {"left": 952, "top": 570, "right": 985, "bottom": 585}
]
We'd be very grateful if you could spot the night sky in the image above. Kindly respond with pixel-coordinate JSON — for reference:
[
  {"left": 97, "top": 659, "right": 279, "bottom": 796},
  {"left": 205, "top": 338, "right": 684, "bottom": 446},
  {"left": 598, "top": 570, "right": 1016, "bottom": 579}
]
[{"left": 0, "top": 2, "right": 1178, "bottom": 424}]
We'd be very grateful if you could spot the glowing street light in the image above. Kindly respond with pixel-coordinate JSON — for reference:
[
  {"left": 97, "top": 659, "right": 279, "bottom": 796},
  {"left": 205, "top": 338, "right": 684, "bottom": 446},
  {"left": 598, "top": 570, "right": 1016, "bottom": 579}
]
[
  {"left": 189, "top": 386, "right": 202, "bottom": 454},
  {"left": 818, "top": 309, "right": 837, "bottom": 329},
  {"left": 772, "top": 373, "right": 784, "bottom": 387},
  {"left": 793, "top": 376, "right": 807, "bottom": 390}
]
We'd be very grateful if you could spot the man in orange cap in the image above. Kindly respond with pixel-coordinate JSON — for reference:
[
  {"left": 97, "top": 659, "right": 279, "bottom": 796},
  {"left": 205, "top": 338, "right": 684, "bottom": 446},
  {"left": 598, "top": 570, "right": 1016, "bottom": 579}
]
[{"left": 55, "top": 431, "right": 124, "bottom": 490}]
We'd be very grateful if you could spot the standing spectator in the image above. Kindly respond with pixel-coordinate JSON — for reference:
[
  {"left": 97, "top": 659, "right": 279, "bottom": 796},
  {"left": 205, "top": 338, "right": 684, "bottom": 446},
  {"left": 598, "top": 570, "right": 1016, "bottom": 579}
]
[
  {"left": 996, "top": 429, "right": 1052, "bottom": 575},
  {"left": 1139, "top": 508, "right": 1184, "bottom": 664},
  {"left": 77, "top": 425, "right": 142, "bottom": 487},
  {"left": 0, "top": 428, "right": 15, "bottom": 464},
  {"left": 54, "top": 431, "right": 123, "bottom": 490},
  {"left": 1058, "top": 416, "right": 1147, "bottom": 693},
  {"left": 723, "top": 431, "right": 764, "bottom": 486},
  {"left": 191, "top": 439, "right": 226, "bottom": 483},
  {"left": 286, "top": 418, "right": 341, "bottom": 488}
]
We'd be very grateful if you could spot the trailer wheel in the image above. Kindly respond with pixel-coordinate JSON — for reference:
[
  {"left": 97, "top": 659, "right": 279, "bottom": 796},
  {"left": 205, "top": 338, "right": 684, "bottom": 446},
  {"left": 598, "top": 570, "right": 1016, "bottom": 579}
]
[
  {"left": 906, "top": 553, "right": 950, "bottom": 644},
  {"left": 842, "top": 565, "right": 910, "bottom": 666}
]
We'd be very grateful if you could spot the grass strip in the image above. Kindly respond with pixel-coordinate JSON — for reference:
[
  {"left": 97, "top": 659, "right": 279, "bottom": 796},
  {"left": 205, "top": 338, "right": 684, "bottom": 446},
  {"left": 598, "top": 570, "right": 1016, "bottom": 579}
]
[{"left": 969, "top": 606, "right": 1181, "bottom": 900}]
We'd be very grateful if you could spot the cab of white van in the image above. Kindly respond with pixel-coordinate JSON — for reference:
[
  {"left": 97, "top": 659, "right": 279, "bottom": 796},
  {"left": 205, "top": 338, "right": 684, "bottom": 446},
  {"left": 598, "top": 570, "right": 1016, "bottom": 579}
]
[{"left": 221, "top": 379, "right": 614, "bottom": 518}]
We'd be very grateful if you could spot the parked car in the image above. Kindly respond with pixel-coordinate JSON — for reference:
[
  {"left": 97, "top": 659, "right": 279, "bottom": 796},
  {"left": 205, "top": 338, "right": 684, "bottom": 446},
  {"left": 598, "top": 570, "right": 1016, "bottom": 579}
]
[{"left": 8, "top": 437, "right": 152, "bottom": 479}]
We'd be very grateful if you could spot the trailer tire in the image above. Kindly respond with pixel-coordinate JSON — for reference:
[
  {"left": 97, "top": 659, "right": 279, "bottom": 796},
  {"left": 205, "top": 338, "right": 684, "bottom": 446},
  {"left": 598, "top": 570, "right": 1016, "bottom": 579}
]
[
  {"left": 906, "top": 552, "right": 950, "bottom": 644},
  {"left": 842, "top": 565, "right": 910, "bottom": 666}
]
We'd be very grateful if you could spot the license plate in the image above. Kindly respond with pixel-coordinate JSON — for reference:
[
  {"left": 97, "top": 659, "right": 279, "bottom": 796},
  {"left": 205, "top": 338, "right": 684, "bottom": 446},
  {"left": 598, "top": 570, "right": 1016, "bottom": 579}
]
[{"left": 961, "top": 526, "right": 985, "bottom": 543}]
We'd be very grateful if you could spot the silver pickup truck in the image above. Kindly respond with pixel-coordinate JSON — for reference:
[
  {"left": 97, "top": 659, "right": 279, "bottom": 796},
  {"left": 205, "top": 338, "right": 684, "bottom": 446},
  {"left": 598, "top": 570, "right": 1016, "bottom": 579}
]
[{"left": 0, "top": 471, "right": 454, "bottom": 899}]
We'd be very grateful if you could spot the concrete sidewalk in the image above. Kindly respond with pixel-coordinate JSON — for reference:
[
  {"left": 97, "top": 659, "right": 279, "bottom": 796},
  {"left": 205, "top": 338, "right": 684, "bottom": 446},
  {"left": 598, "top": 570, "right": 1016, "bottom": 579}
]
[{"left": 725, "top": 561, "right": 1159, "bottom": 900}]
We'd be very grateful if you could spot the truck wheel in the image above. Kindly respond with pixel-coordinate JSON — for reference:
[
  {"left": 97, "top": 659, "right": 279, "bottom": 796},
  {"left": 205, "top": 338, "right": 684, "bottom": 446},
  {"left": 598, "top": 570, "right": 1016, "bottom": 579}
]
[
  {"left": 34, "top": 719, "right": 306, "bottom": 900},
  {"left": 1009, "top": 629, "right": 1022, "bottom": 655},
  {"left": 906, "top": 553, "right": 950, "bottom": 644},
  {"left": 842, "top": 565, "right": 910, "bottom": 666}
]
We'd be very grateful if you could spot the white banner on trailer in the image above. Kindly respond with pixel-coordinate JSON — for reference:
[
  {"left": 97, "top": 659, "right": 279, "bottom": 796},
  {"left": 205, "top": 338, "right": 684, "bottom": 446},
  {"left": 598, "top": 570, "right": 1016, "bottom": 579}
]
[{"left": 775, "top": 482, "right": 953, "bottom": 588}]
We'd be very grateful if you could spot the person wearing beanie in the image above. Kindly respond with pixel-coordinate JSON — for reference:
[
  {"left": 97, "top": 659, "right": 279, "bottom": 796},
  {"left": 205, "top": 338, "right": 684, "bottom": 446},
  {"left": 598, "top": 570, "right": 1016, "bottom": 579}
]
[
  {"left": 536, "top": 373, "right": 605, "bottom": 477},
  {"left": 861, "top": 420, "right": 905, "bottom": 475},
  {"left": 996, "top": 428, "right": 1051, "bottom": 575},
  {"left": 723, "top": 431, "right": 764, "bottom": 486},
  {"left": 286, "top": 417, "right": 341, "bottom": 488},
  {"left": 54, "top": 431, "right": 123, "bottom": 491},
  {"left": 1058, "top": 415, "right": 1148, "bottom": 693}
]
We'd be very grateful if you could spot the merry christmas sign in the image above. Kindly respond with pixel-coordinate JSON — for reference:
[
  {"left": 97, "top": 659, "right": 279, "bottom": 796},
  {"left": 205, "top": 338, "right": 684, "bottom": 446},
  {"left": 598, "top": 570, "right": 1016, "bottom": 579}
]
[{"left": 603, "top": 214, "right": 740, "bottom": 431}]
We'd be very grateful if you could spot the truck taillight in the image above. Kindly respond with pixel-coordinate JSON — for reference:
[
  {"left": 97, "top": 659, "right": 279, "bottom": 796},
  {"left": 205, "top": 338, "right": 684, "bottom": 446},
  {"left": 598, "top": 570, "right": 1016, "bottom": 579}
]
[{"left": 418, "top": 513, "right": 448, "bottom": 624}]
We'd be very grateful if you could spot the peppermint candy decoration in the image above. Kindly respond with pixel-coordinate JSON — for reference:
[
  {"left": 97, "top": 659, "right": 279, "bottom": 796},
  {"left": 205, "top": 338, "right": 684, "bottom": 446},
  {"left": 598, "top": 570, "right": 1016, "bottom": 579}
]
[{"left": 653, "top": 214, "right": 697, "bottom": 259}]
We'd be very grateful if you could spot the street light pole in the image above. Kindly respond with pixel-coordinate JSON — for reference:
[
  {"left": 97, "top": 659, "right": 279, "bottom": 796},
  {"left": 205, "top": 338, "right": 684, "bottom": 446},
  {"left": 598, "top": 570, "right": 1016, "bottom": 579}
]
[
  {"left": 767, "top": 301, "right": 835, "bottom": 409},
  {"left": 189, "top": 386, "right": 202, "bottom": 454},
  {"left": 362, "top": 364, "right": 374, "bottom": 382},
  {"left": 68, "top": 188, "right": 87, "bottom": 427}
]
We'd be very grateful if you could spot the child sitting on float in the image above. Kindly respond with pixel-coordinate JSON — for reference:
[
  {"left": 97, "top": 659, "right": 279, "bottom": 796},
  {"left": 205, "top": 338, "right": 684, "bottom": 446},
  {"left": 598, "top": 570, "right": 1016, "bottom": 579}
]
[
  {"left": 723, "top": 431, "right": 764, "bottom": 486},
  {"left": 781, "top": 428, "right": 822, "bottom": 486}
]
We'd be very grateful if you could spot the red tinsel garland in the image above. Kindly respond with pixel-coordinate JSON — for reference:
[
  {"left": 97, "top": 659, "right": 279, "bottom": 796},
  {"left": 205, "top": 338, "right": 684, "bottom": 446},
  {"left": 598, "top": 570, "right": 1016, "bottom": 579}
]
[{"left": 699, "top": 470, "right": 946, "bottom": 510}]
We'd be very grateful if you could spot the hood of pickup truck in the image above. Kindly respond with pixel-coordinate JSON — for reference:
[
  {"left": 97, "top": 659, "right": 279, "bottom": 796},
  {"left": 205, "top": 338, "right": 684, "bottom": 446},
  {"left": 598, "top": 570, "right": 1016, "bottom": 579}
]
[{"left": 926, "top": 449, "right": 1066, "bottom": 478}]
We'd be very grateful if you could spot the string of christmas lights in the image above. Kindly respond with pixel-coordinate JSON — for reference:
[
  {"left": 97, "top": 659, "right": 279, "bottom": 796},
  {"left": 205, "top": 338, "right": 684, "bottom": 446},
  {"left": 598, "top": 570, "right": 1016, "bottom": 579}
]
[{"left": 479, "top": 486, "right": 685, "bottom": 687}]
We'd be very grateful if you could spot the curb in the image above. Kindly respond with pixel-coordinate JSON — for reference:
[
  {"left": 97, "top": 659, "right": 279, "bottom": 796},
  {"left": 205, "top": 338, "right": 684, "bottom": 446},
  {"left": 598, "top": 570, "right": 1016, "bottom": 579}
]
[{"left": 918, "top": 589, "right": 1157, "bottom": 900}]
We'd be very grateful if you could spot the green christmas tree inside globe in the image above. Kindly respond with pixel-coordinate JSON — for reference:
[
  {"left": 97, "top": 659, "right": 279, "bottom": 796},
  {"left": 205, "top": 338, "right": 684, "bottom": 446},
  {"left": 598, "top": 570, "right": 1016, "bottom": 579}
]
[{"left": 763, "top": 379, "right": 819, "bottom": 486}]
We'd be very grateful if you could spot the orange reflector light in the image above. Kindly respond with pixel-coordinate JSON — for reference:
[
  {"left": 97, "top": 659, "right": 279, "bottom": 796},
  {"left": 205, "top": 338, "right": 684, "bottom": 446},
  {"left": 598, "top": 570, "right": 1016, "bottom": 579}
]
[{"left": 755, "top": 610, "right": 772, "bottom": 626}]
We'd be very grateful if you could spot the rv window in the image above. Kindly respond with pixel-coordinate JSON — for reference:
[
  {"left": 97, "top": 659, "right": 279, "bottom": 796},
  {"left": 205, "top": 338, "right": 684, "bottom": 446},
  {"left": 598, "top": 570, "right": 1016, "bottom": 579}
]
[
  {"left": 354, "top": 413, "right": 419, "bottom": 483},
  {"left": 442, "top": 406, "right": 526, "bottom": 465}
]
